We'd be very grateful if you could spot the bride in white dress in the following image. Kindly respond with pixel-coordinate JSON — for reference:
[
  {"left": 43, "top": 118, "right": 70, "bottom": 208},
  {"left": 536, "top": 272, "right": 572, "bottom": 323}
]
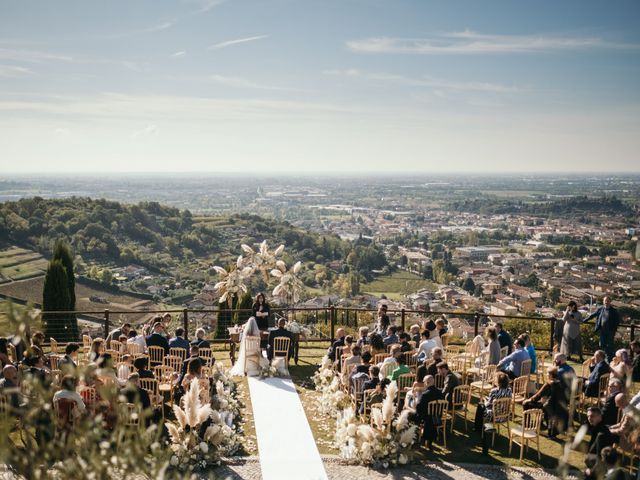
[{"left": 229, "top": 316, "right": 270, "bottom": 377}]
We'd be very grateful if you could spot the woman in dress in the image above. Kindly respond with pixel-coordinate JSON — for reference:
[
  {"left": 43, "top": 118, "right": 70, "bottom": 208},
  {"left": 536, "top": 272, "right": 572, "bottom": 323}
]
[
  {"left": 229, "top": 317, "right": 270, "bottom": 377},
  {"left": 561, "top": 301, "right": 583, "bottom": 361},
  {"left": 252, "top": 293, "right": 271, "bottom": 330},
  {"left": 485, "top": 327, "right": 501, "bottom": 365}
]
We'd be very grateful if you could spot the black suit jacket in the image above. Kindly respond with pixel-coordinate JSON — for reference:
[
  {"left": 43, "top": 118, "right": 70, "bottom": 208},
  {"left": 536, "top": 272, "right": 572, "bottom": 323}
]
[
  {"left": 601, "top": 393, "right": 619, "bottom": 426},
  {"left": 585, "top": 361, "right": 611, "bottom": 397},
  {"left": 328, "top": 336, "right": 345, "bottom": 362},
  {"left": 267, "top": 328, "right": 293, "bottom": 360},
  {"left": 415, "top": 386, "right": 444, "bottom": 421},
  {"left": 146, "top": 333, "right": 169, "bottom": 354}
]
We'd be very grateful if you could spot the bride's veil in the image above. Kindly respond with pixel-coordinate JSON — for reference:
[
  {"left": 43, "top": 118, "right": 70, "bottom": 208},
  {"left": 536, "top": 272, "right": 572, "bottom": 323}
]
[{"left": 229, "top": 316, "right": 260, "bottom": 376}]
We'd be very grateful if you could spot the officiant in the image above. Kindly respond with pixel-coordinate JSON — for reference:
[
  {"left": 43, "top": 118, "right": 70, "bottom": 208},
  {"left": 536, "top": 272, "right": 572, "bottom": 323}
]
[{"left": 252, "top": 293, "right": 271, "bottom": 330}]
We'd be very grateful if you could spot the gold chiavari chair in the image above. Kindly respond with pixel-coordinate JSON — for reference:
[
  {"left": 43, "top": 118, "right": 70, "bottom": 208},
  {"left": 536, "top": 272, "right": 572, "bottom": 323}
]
[
  {"left": 79, "top": 386, "right": 97, "bottom": 410},
  {"left": 486, "top": 397, "right": 511, "bottom": 447},
  {"left": 434, "top": 373, "right": 446, "bottom": 390},
  {"left": 49, "top": 338, "right": 59, "bottom": 355},
  {"left": 139, "top": 378, "right": 163, "bottom": 416},
  {"left": 509, "top": 408, "right": 543, "bottom": 461},
  {"left": 351, "top": 375, "right": 367, "bottom": 411},
  {"left": 273, "top": 337, "right": 292, "bottom": 368},
  {"left": 127, "top": 342, "right": 145, "bottom": 357},
  {"left": 380, "top": 362, "right": 395, "bottom": 380},
  {"left": 148, "top": 346, "right": 165, "bottom": 366},
  {"left": 82, "top": 335, "right": 92, "bottom": 353},
  {"left": 243, "top": 337, "right": 261, "bottom": 376},
  {"left": 470, "top": 365, "right": 497, "bottom": 398},
  {"left": 396, "top": 373, "right": 416, "bottom": 410},
  {"left": 403, "top": 351, "right": 418, "bottom": 372},
  {"left": 110, "top": 339, "right": 122, "bottom": 353},
  {"left": 500, "top": 346, "right": 509, "bottom": 360},
  {"left": 199, "top": 348, "right": 214, "bottom": 367},
  {"left": 164, "top": 355, "right": 183, "bottom": 373},
  {"left": 49, "top": 355, "right": 60, "bottom": 370},
  {"left": 373, "top": 352, "right": 390, "bottom": 364},
  {"left": 519, "top": 359, "right": 532, "bottom": 379},
  {"left": 511, "top": 376, "right": 529, "bottom": 417},
  {"left": 427, "top": 399, "right": 449, "bottom": 448},
  {"left": 169, "top": 347, "right": 187, "bottom": 361},
  {"left": 449, "top": 385, "right": 471, "bottom": 432},
  {"left": 154, "top": 365, "right": 175, "bottom": 406}
]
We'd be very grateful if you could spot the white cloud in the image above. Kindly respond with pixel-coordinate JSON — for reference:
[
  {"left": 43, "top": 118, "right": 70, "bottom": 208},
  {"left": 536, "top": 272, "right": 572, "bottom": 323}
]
[
  {"left": 323, "top": 69, "right": 523, "bottom": 94},
  {"left": 347, "top": 30, "right": 639, "bottom": 55},
  {"left": 131, "top": 124, "right": 159, "bottom": 139},
  {"left": 207, "top": 35, "right": 269, "bottom": 50},
  {"left": 170, "top": 51, "right": 186, "bottom": 57},
  {"left": 0, "top": 47, "right": 73, "bottom": 63},
  {"left": 0, "top": 64, "right": 32, "bottom": 77}
]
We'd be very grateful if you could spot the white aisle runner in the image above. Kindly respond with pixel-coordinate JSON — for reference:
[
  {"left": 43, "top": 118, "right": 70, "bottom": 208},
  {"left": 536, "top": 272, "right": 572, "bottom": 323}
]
[{"left": 248, "top": 376, "right": 328, "bottom": 480}]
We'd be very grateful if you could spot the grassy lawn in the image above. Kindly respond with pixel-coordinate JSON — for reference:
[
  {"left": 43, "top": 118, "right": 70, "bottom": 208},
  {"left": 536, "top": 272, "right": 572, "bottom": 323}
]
[
  {"left": 290, "top": 343, "right": 587, "bottom": 472},
  {"left": 363, "top": 270, "right": 438, "bottom": 299}
]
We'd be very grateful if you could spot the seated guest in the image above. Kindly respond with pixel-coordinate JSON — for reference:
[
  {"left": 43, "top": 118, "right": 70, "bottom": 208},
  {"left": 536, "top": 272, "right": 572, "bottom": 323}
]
[
  {"left": 405, "top": 376, "right": 426, "bottom": 409},
  {"left": 179, "top": 345, "right": 200, "bottom": 385},
  {"left": 474, "top": 372, "right": 512, "bottom": 431},
  {"left": 584, "top": 350, "right": 611, "bottom": 398},
  {"left": 426, "top": 348, "right": 444, "bottom": 377},
  {"left": 520, "top": 333, "right": 537, "bottom": 375},
  {"left": 27, "top": 331, "right": 45, "bottom": 359},
  {"left": 168, "top": 327, "right": 190, "bottom": 352},
  {"left": 121, "top": 372, "right": 151, "bottom": 411},
  {"left": 610, "top": 349, "right": 632, "bottom": 383},
  {"left": 26, "top": 355, "right": 50, "bottom": 387},
  {"left": 96, "top": 353, "right": 126, "bottom": 387},
  {"left": 88, "top": 338, "right": 105, "bottom": 363},
  {"left": 398, "top": 332, "right": 412, "bottom": 353},
  {"left": 362, "top": 366, "right": 381, "bottom": 394},
  {"left": 388, "top": 355, "right": 410, "bottom": 381},
  {"left": 554, "top": 353, "right": 576, "bottom": 380},
  {"left": 107, "top": 322, "right": 131, "bottom": 347},
  {"left": 599, "top": 447, "right": 628, "bottom": 480},
  {"left": 52, "top": 375, "right": 86, "bottom": 420},
  {"left": 412, "top": 375, "right": 444, "bottom": 449},
  {"left": 267, "top": 318, "right": 294, "bottom": 361},
  {"left": 367, "top": 378, "right": 390, "bottom": 408},
  {"left": 416, "top": 330, "right": 436, "bottom": 362},
  {"left": 584, "top": 407, "right": 613, "bottom": 467},
  {"left": 497, "top": 338, "right": 530, "bottom": 379},
  {"left": 495, "top": 322, "right": 513, "bottom": 355},
  {"left": 327, "top": 328, "right": 346, "bottom": 362},
  {"left": 117, "top": 354, "right": 133, "bottom": 381},
  {"left": 485, "top": 327, "right": 501, "bottom": 365},
  {"left": 356, "top": 327, "right": 370, "bottom": 348},
  {"left": 191, "top": 328, "right": 210, "bottom": 350},
  {"left": 351, "top": 352, "right": 372, "bottom": 376},
  {"left": 435, "top": 319, "right": 447, "bottom": 345},
  {"left": 0, "top": 365, "right": 21, "bottom": 410},
  {"left": 0, "top": 338, "right": 11, "bottom": 368},
  {"left": 378, "top": 344, "right": 402, "bottom": 378},
  {"left": 523, "top": 367, "right": 569, "bottom": 437},
  {"left": 368, "top": 333, "right": 386, "bottom": 356},
  {"left": 127, "top": 329, "right": 147, "bottom": 350},
  {"left": 601, "top": 379, "right": 626, "bottom": 426},
  {"left": 342, "top": 345, "right": 362, "bottom": 382},
  {"left": 409, "top": 324, "right": 421, "bottom": 345},
  {"left": 383, "top": 326, "right": 399, "bottom": 347},
  {"left": 630, "top": 340, "right": 640, "bottom": 382},
  {"left": 146, "top": 322, "right": 170, "bottom": 360},
  {"left": 181, "top": 357, "right": 204, "bottom": 391},
  {"left": 437, "top": 362, "right": 460, "bottom": 405},
  {"left": 133, "top": 356, "right": 154, "bottom": 379},
  {"left": 58, "top": 342, "right": 80, "bottom": 373}
]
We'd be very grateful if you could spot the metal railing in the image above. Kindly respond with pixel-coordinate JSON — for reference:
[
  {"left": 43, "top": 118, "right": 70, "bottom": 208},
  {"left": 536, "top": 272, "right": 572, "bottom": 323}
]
[{"left": 29, "top": 305, "right": 638, "bottom": 353}]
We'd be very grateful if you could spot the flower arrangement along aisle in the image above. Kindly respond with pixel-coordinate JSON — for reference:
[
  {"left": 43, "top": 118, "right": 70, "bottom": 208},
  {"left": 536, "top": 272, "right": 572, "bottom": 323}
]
[
  {"left": 335, "top": 381, "right": 418, "bottom": 468},
  {"left": 166, "top": 378, "right": 241, "bottom": 473},
  {"left": 312, "top": 355, "right": 351, "bottom": 417}
]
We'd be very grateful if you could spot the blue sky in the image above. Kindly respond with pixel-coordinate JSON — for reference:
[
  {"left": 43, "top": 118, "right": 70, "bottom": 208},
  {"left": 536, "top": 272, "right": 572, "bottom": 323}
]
[{"left": 1, "top": 0, "right": 639, "bottom": 173}]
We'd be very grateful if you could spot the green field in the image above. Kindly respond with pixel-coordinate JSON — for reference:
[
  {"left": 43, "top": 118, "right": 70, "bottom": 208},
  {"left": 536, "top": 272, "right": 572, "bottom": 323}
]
[
  {"left": 362, "top": 270, "right": 437, "bottom": 300},
  {"left": 0, "top": 246, "right": 48, "bottom": 283}
]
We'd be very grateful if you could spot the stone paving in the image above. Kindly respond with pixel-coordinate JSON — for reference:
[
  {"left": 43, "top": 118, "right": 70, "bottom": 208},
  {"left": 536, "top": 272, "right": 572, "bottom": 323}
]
[{"left": 215, "top": 456, "right": 577, "bottom": 480}]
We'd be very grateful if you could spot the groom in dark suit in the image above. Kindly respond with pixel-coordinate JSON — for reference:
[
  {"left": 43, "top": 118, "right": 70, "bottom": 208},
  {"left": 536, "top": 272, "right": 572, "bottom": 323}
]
[{"left": 267, "top": 318, "right": 293, "bottom": 361}]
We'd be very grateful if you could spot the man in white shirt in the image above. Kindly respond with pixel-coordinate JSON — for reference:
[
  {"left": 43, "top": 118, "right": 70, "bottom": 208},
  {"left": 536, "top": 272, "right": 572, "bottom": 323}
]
[
  {"left": 416, "top": 330, "right": 436, "bottom": 362},
  {"left": 52, "top": 375, "right": 86, "bottom": 420}
]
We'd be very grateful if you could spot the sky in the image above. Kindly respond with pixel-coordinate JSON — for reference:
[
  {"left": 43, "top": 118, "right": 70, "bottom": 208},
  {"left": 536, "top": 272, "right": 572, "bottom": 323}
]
[{"left": 0, "top": 0, "right": 639, "bottom": 174}]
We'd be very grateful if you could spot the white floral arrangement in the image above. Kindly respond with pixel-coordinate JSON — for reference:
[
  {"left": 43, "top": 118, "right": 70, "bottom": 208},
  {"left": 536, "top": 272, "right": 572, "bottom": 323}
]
[
  {"left": 334, "top": 381, "right": 418, "bottom": 469},
  {"left": 312, "top": 356, "right": 351, "bottom": 417},
  {"left": 259, "top": 363, "right": 280, "bottom": 379},
  {"left": 166, "top": 380, "right": 240, "bottom": 473},
  {"left": 285, "top": 320, "right": 312, "bottom": 338}
]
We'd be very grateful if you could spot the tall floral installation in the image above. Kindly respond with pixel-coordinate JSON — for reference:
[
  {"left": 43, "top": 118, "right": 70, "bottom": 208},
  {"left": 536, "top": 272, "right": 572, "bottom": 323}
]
[
  {"left": 313, "top": 355, "right": 419, "bottom": 468},
  {"left": 166, "top": 367, "right": 242, "bottom": 474}
]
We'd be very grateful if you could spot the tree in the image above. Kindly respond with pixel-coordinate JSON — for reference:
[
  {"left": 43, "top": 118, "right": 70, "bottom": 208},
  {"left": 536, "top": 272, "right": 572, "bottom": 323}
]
[
  {"left": 52, "top": 240, "right": 76, "bottom": 311},
  {"left": 43, "top": 259, "right": 77, "bottom": 341},
  {"left": 462, "top": 277, "right": 476, "bottom": 294}
]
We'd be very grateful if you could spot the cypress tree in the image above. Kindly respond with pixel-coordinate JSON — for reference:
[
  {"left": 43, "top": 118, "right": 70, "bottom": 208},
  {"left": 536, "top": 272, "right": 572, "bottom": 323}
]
[
  {"left": 53, "top": 240, "right": 76, "bottom": 310},
  {"left": 43, "top": 259, "right": 73, "bottom": 341}
]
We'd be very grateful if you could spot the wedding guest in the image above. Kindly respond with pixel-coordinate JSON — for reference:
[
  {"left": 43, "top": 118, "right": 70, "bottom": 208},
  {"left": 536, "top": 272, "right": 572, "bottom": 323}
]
[
  {"left": 497, "top": 337, "right": 530, "bottom": 379},
  {"left": 584, "top": 350, "right": 611, "bottom": 398},
  {"left": 437, "top": 362, "right": 460, "bottom": 405},
  {"left": 88, "top": 338, "right": 105, "bottom": 363},
  {"left": 162, "top": 313, "right": 172, "bottom": 334},
  {"left": 52, "top": 375, "right": 86, "bottom": 420},
  {"left": 583, "top": 407, "right": 613, "bottom": 480},
  {"left": 107, "top": 322, "right": 131, "bottom": 347},
  {"left": 133, "top": 356, "right": 154, "bottom": 379},
  {"left": 519, "top": 333, "right": 537, "bottom": 375},
  {"left": 252, "top": 293, "right": 271, "bottom": 330},
  {"left": 127, "top": 329, "right": 147, "bottom": 350},
  {"left": 495, "top": 322, "right": 513, "bottom": 355},
  {"left": 96, "top": 353, "right": 126, "bottom": 387},
  {"left": 601, "top": 379, "right": 626, "bottom": 426},
  {"left": 356, "top": 327, "right": 370, "bottom": 348},
  {"left": 485, "top": 327, "right": 501, "bottom": 365},
  {"left": 26, "top": 355, "right": 50, "bottom": 387},
  {"left": 388, "top": 354, "right": 410, "bottom": 381},
  {"left": 342, "top": 345, "right": 362, "bottom": 382},
  {"left": 117, "top": 354, "right": 132, "bottom": 381},
  {"left": 561, "top": 301, "right": 584, "bottom": 361},
  {"left": 426, "top": 348, "right": 444, "bottom": 377},
  {"left": 267, "top": 318, "right": 293, "bottom": 361},
  {"left": 58, "top": 342, "right": 80, "bottom": 374},
  {"left": 413, "top": 375, "right": 444, "bottom": 449},
  {"left": 362, "top": 366, "right": 381, "bottom": 393},
  {"left": 0, "top": 338, "right": 11, "bottom": 368},
  {"left": 378, "top": 344, "right": 402, "bottom": 369},
  {"left": 474, "top": 372, "right": 512, "bottom": 431},
  {"left": 328, "top": 328, "right": 346, "bottom": 362},
  {"left": 24, "top": 331, "right": 45, "bottom": 362},
  {"left": 368, "top": 333, "right": 386, "bottom": 356},
  {"left": 383, "top": 326, "right": 398, "bottom": 347},
  {"left": 146, "top": 322, "right": 169, "bottom": 359},
  {"left": 610, "top": 349, "right": 632, "bottom": 383},
  {"left": 398, "top": 332, "right": 412, "bottom": 352},
  {"left": 608, "top": 405, "right": 639, "bottom": 455},
  {"left": 436, "top": 318, "right": 447, "bottom": 340},
  {"left": 409, "top": 324, "right": 421, "bottom": 345},
  {"left": 191, "top": 328, "right": 210, "bottom": 350},
  {"left": 121, "top": 372, "right": 151, "bottom": 411},
  {"left": 416, "top": 330, "right": 436, "bottom": 363},
  {"left": 429, "top": 321, "right": 442, "bottom": 348},
  {"left": 181, "top": 357, "right": 204, "bottom": 391},
  {"left": 404, "top": 376, "right": 426, "bottom": 409},
  {"left": 554, "top": 353, "right": 576, "bottom": 379},
  {"left": 0, "top": 365, "right": 20, "bottom": 410},
  {"left": 368, "top": 378, "right": 390, "bottom": 408},
  {"left": 523, "top": 368, "right": 569, "bottom": 437},
  {"left": 583, "top": 296, "right": 621, "bottom": 362},
  {"left": 351, "top": 352, "right": 372, "bottom": 376},
  {"left": 375, "top": 304, "right": 390, "bottom": 334},
  {"left": 168, "top": 327, "right": 190, "bottom": 353},
  {"left": 599, "top": 447, "right": 628, "bottom": 480}
]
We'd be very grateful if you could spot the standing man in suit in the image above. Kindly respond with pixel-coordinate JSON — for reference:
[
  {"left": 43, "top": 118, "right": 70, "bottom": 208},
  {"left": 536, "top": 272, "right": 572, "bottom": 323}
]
[
  {"left": 267, "top": 318, "right": 293, "bottom": 361},
  {"left": 583, "top": 297, "right": 621, "bottom": 362}
]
